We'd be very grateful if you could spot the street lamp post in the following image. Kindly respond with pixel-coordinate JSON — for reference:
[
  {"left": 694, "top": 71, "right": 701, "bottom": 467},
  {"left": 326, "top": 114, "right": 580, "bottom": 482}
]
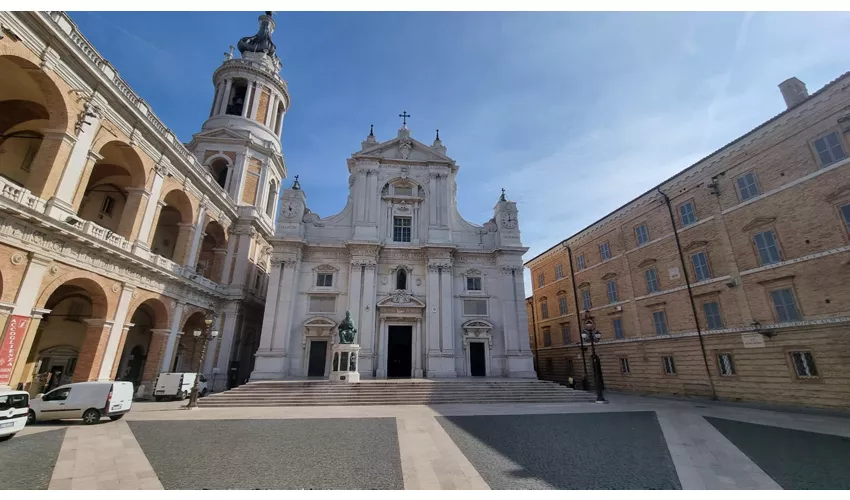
[
  {"left": 581, "top": 311, "right": 607, "bottom": 404},
  {"left": 185, "top": 315, "right": 218, "bottom": 409}
]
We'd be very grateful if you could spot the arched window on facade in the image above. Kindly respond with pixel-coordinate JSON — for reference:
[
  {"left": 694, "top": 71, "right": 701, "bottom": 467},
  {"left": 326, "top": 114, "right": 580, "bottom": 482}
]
[
  {"left": 265, "top": 180, "right": 277, "bottom": 217},
  {"left": 209, "top": 158, "right": 229, "bottom": 190},
  {"left": 396, "top": 269, "right": 407, "bottom": 290}
]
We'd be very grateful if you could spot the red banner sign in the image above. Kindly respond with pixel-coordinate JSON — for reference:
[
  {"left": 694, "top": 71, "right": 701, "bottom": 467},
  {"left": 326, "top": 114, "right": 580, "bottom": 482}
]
[{"left": 0, "top": 315, "right": 31, "bottom": 386}]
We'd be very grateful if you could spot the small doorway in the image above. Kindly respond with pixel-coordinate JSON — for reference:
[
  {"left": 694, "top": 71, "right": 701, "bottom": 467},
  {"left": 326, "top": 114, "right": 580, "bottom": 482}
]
[
  {"left": 470, "top": 342, "right": 486, "bottom": 376},
  {"left": 387, "top": 325, "right": 412, "bottom": 378},
  {"left": 307, "top": 340, "right": 328, "bottom": 377}
]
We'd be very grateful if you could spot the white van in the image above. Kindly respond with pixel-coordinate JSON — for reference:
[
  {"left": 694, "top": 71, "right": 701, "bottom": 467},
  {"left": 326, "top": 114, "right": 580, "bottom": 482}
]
[
  {"left": 29, "top": 381, "right": 133, "bottom": 425},
  {"left": 0, "top": 389, "right": 30, "bottom": 441},
  {"left": 153, "top": 373, "right": 208, "bottom": 401}
]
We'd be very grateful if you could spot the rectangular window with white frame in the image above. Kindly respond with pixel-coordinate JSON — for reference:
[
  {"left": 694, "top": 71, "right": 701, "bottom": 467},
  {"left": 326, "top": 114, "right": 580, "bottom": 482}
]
[
  {"left": 662, "top": 355, "right": 676, "bottom": 375},
  {"left": 691, "top": 251, "right": 712, "bottom": 281},
  {"left": 770, "top": 288, "right": 801, "bottom": 322},
  {"left": 619, "top": 357, "right": 630, "bottom": 374},
  {"left": 754, "top": 230, "right": 782, "bottom": 266},
  {"left": 392, "top": 216, "right": 411, "bottom": 242},
  {"left": 790, "top": 351, "right": 818, "bottom": 378},
  {"left": 679, "top": 200, "right": 697, "bottom": 226},
  {"left": 653, "top": 310, "right": 669, "bottom": 335},
  {"left": 540, "top": 301, "right": 549, "bottom": 319},
  {"left": 582, "top": 289, "right": 592, "bottom": 311},
  {"left": 555, "top": 264, "right": 563, "bottom": 279},
  {"left": 537, "top": 272, "right": 544, "bottom": 288},
  {"left": 613, "top": 318, "right": 624, "bottom": 339},
  {"left": 813, "top": 131, "right": 847, "bottom": 167},
  {"left": 607, "top": 280, "right": 618, "bottom": 303},
  {"left": 717, "top": 353, "right": 735, "bottom": 376},
  {"left": 703, "top": 301, "right": 724, "bottom": 330},
  {"left": 576, "top": 254, "right": 586, "bottom": 271},
  {"left": 736, "top": 172, "right": 760, "bottom": 202},
  {"left": 645, "top": 268, "right": 660, "bottom": 294},
  {"left": 308, "top": 296, "right": 336, "bottom": 314},
  {"left": 466, "top": 276, "right": 482, "bottom": 291},
  {"left": 463, "top": 298, "right": 488, "bottom": 316},
  {"left": 558, "top": 295, "right": 567, "bottom": 315},
  {"left": 600, "top": 242, "right": 611, "bottom": 261},
  {"left": 635, "top": 223, "right": 649, "bottom": 246},
  {"left": 316, "top": 273, "right": 333, "bottom": 287}
]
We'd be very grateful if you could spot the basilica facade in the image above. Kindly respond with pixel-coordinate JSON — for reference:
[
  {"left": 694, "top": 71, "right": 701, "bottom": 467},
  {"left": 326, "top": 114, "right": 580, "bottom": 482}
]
[{"left": 253, "top": 124, "right": 536, "bottom": 380}]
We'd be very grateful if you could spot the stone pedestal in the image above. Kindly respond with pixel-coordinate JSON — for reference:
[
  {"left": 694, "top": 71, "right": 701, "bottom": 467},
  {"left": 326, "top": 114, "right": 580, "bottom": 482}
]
[{"left": 330, "top": 344, "right": 361, "bottom": 383}]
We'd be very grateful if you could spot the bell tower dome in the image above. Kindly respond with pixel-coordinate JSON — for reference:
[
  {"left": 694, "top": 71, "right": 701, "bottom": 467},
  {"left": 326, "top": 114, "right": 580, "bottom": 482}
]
[
  {"left": 200, "top": 11, "right": 290, "bottom": 150},
  {"left": 187, "top": 11, "right": 288, "bottom": 232}
]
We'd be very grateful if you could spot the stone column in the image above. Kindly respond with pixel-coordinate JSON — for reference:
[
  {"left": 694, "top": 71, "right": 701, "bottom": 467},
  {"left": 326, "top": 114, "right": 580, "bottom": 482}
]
[
  {"left": 252, "top": 258, "right": 299, "bottom": 379},
  {"left": 241, "top": 83, "right": 254, "bottom": 118},
  {"left": 210, "top": 248, "right": 227, "bottom": 282},
  {"left": 439, "top": 266, "right": 457, "bottom": 377},
  {"left": 109, "top": 323, "right": 133, "bottom": 379},
  {"left": 97, "top": 284, "right": 136, "bottom": 380},
  {"left": 250, "top": 82, "right": 262, "bottom": 121},
  {"left": 74, "top": 319, "right": 114, "bottom": 382},
  {"left": 133, "top": 166, "right": 166, "bottom": 251},
  {"left": 425, "top": 264, "right": 441, "bottom": 374},
  {"left": 70, "top": 151, "right": 102, "bottom": 210},
  {"left": 501, "top": 265, "right": 536, "bottom": 378},
  {"left": 140, "top": 328, "right": 170, "bottom": 394},
  {"left": 429, "top": 173, "right": 438, "bottom": 225},
  {"left": 230, "top": 153, "right": 247, "bottom": 201},
  {"left": 218, "top": 78, "right": 233, "bottom": 115},
  {"left": 143, "top": 200, "right": 167, "bottom": 249},
  {"left": 254, "top": 163, "right": 269, "bottom": 206},
  {"left": 45, "top": 106, "right": 101, "bottom": 216},
  {"left": 413, "top": 318, "right": 423, "bottom": 377},
  {"left": 185, "top": 204, "right": 208, "bottom": 270},
  {"left": 116, "top": 187, "right": 148, "bottom": 241},
  {"left": 219, "top": 232, "right": 238, "bottom": 285},
  {"left": 229, "top": 228, "right": 254, "bottom": 287},
  {"left": 172, "top": 223, "right": 195, "bottom": 266},
  {"left": 376, "top": 317, "right": 387, "bottom": 378},
  {"left": 28, "top": 131, "right": 77, "bottom": 201},
  {"left": 211, "top": 304, "right": 240, "bottom": 391},
  {"left": 265, "top": 94, "right": 277, "bottom": 128},
  {"left": 359, "top": 262, "right": 377, "bottom": 366},
  {"left": 160, "top": 302, "right": 186, "bottom": 373},
  {"left": 5, "top": 254, "right": 53, "bottom": 388}
]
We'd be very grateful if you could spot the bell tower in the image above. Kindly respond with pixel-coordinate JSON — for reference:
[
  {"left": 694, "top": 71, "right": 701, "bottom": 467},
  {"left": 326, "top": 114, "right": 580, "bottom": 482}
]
[{"left": 187, "top": 11, "right": 289, "bottom": 228}]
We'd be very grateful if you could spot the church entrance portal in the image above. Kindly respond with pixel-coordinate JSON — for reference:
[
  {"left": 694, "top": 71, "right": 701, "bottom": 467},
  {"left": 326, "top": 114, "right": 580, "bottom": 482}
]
[
  {"left": 387, "top": 326, "right": 412, "bottom": 378},
  {"left": 470, "top": 342, "right": 486, "bottom": 376},
  {"left": 307, "top": 341, "right": 328, "bottom": 377}
]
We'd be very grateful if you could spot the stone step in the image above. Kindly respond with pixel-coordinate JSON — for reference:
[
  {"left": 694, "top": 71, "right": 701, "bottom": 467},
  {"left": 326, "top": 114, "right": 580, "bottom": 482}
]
[
  {"left": 200, "top": 399, "right": 594, "bottom": 407},
  {"left": 210, "top": 388, "right": 573, "bottom": 395},
  {"left": 202, "top": 394, "right": 592, "bottom": 402}
]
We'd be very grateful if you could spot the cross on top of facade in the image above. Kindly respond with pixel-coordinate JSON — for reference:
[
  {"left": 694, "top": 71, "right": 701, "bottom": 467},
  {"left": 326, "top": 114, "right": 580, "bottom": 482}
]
[{"left": 399, "top": 111, "right": 411, "bottom": 127}]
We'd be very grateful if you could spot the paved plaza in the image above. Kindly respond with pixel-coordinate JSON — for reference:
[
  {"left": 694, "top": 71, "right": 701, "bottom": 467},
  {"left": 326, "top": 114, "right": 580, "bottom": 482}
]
[{"left": 2, "top": 393, "right": 850, "bottom": 490}]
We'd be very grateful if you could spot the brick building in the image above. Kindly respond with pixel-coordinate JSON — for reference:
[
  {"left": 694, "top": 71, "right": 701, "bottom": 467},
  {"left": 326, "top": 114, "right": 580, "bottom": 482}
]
[
  {"left": 0, "top": 12, "right": 287, "bottom": 395},
  {"left": 525, "top": 73, "right": 850, "bottom": 409}
]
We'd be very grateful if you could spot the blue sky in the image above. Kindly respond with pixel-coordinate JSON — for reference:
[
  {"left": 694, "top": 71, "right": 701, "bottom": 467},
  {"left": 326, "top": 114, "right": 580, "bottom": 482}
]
[{"left": 69, "top": 11, "right": 850, "bottom": 291}]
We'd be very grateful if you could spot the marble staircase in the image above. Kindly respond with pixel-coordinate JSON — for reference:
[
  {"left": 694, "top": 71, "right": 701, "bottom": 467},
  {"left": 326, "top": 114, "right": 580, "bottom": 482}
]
[{"left": 198, "top": 379, "right": 597, "bottom": 407}]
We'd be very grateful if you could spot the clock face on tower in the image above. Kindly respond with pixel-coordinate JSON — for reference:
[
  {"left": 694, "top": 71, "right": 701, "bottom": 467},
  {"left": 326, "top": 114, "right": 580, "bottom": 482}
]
[
  {"left": 500, "top": 212, "right": 517, "bottom": 229},
  {"left": 283, "top": 201, "right": 301, "bottom": 219}
]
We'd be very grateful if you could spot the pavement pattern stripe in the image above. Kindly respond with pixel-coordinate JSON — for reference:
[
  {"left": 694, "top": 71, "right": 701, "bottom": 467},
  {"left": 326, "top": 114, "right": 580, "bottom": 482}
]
[
  {"left": 49, "top": 421, "right": 163, "bottom": 490},
  {"left": 0, "top": 428, "right": 66, "bottom": 490},
  {"left": 396, "top": 415, "right": 490, "bottom": 490},
  {"left": 705, "top": 416, "right": 850, "bottom": 490},
  {"left": 437, "top": 411, "right": 682, "bottom": 490},
  {"left": 655, "top": 410, "right": 781, "bottom": 490}
]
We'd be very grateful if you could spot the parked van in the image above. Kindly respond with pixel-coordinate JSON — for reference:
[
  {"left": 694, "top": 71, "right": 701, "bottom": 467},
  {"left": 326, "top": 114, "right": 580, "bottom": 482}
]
[
  {"left": 153, "top": 373, "right": 207, "bottom": 401},
  {"left": 0, "top": 389, "right": 29, "bottom": 441},
  {"left": 29, "top": 381, "right": 133, "bottom": 425}
]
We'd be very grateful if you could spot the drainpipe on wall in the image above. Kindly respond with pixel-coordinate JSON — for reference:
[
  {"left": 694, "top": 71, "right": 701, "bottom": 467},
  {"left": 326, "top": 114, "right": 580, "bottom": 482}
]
[
  {"left": 657, "top": 188, "right": 717, "bottom": 401},
  {"left": 564, "top": 244, "right": 590, "bottom": 390}
]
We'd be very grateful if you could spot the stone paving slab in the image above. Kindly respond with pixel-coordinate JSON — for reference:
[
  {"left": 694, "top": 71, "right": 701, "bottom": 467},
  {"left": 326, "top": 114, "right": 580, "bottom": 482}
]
[
  {"left": 437, "top": 411, "right": 682, "bottom": 489},
  {"left": 0, "top": 428, "right": 66, "bottom": 490},
  {"left": 705, "top": 416, "right": 850, "bottom": 489},
  {"left": 128, "top": 418, "right": 404, "bottom": 489}
]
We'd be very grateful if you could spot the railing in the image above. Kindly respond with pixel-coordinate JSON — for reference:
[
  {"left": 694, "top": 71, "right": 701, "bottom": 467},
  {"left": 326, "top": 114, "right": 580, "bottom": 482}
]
[
  {"left": 81, "top": 220, "right": 130, "bottom": 251},
  {"left": 0, "top": 178, "right": 47, "bottom": 213},
  {"left": 153, "top": 254, "right": 184, "bottom": 275}
]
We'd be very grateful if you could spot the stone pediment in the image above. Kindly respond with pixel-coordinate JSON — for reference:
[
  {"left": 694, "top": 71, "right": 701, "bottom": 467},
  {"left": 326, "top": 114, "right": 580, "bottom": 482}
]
[
  {"left": 354, "top": 134, "right": 454, "bottom": 164},
  {"left": 741, "top": 217, "right": 777, "bottom": 232},
  {"left": 303, "top": 316, "right": 336, "bottom": 328},
  {"left": 191, "top": 127, "right": 249, "bottom": 142},
  {"left": 377, "top": 290, "right": 426, "bottom": 308}
]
